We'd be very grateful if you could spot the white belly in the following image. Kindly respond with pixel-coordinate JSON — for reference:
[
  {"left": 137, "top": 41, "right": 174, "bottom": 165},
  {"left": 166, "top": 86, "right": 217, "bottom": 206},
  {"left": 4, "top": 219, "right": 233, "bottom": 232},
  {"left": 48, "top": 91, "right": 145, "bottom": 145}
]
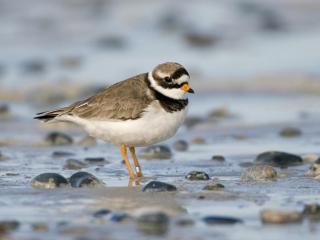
[{"left": 64, "top": 102, "right": 187, "bottom": 147}]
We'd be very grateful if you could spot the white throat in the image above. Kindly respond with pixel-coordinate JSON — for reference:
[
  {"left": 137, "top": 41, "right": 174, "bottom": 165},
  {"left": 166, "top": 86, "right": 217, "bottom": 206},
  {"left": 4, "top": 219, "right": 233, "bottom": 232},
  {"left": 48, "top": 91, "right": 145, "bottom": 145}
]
[{"left": 148, "top": 72, "right": 186, "bottom": 100}]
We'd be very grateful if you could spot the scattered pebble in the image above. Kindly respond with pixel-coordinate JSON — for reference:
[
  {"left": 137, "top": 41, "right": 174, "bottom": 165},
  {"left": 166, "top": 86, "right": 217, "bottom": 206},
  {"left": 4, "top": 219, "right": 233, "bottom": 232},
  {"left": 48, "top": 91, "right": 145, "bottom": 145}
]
[
  {"left": 52, "top": 151, "right": 75, "bottom": 158},
  {"left": 0, "top": 104, "right": 10, "bottom": 119},
  {"left": 59, "top": 56, "right": 82, "bottom": 69},
  {"left": 45, "top": 132, "right": 73, "bottom": 146},
  {"left": 0, "top": 220, "right": 20, "bottom": 234},
  {"left": 139, "top": 145, "right": 172, "bottom": 160},
  {"left": 32, "top": 223, "right": 49, "bottom": 232},
  {"left": 304, "top": 163, "right": 320, "bottom": 178},
  {"left": 93, "top": 209, "right": 111, "bottom": 218},
  {"left": 78, "top": 135, "right": 97, "bottom": 146},
  {"left": 260, "top": 209, "right": 302, "bottom": 224},
  {"left": 20, "top": 59, "right": 46, "bottom": 74},
  {"left": 241, "top": 165, "right": 277, "bottom": 181},
  {"left": 142, "top": 181, "right": 177, "bottom": 192},
  {"left": 69, "top": 172, "right": 103, "bottom": 188},
  {"left": 31, "top": 173, "right": 69, "bottom": 189},
  {"left": 238, "top": 162, "right": 254, "bottom": 168},
  {"left": 84, "top": 157, "right": 106, "bottom": 164},
  {"left": 203, "top": 216, "right": 243, "bottom": 225},
  {"left": 184, "top": 31, "right": 219, "bottom": 48},
  {"left": 173, "top": 140, "right": 188, "bottom": 151},
  {"left": 0, "top": 151, "right": 5, "bottom": 161},
  {"left": 110, "top": 213, "right": 128, "bottom": 222},
  {"left": 208, "top": 106, "right": 235, "bottom": 119},
  {"left": 64, "top": 159, "right": 87, "bottom": 170},
  {"left": 95, "top": 35, "right": 126, "bottom": 49},
  {"left": 203, "top": 182, "right": 225, "bottom": 190},
  {"left": 303, "top": 204, "right": 320, "bottom": 220},
  {"left": 302, "top": 153, "right": 318, "bottom": 163},
  {"left": 137, "top": 212, "right": 169, "bottom": 235},
  {"left": 191, "top": 137, "right": 205, "bottom": 144},
  {"left": 211, "top": 155, "right": 225, "bottom": 161},
  {"left": 185, "top": 171, "right": 210, "bottom": 181},
  {"left": 176, "top": 218, "right": 195, "bottom": 227},
  {"left": 279, "top": 127, "right": 302, "bottom": 137},
  {"left": 255, "top": 151, "right": 303, "bottom": 168}
]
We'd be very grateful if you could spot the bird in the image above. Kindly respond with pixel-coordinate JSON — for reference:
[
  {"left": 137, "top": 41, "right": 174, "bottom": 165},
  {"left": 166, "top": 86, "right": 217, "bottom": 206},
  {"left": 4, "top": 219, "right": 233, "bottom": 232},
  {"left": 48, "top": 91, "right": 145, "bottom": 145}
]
[{"left": 35, "top": 62, "right": 194, "bottom": 179}]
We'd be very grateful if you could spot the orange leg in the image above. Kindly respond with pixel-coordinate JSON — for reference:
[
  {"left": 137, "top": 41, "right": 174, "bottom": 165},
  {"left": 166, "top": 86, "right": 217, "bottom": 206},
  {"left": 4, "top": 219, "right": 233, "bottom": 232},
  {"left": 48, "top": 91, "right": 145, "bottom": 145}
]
[
  {"left": 129, "top": 147, "right": 144, "bottom": 177},
  {"left": 120, "top": 144, "right": 136, "bottom": 179}
]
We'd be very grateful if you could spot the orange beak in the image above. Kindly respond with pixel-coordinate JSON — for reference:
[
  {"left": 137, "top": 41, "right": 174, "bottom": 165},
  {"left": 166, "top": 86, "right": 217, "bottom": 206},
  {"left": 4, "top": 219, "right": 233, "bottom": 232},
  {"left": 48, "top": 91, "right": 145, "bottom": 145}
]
[{"left": 181, "top": 83, "right": 194, "bottom": 93}]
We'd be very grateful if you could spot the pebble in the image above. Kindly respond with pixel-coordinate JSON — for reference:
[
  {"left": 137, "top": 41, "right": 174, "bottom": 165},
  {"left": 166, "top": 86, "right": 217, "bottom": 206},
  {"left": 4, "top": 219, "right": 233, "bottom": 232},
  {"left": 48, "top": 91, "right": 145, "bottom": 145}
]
[
  {"left": 203, "top": 182, "right": 225, "bottom": 190},
  {"left": 31, "top": 173, "right": 69, "bottom": 189},
  {"left": 21, "top": 59, "right": 46, "bottom": 74},
  {"left": 110, "top": 213, "right": 128, "bottom": 222},
  {"left": 203, "top": 216, "right": 243, "bottom": 225},
  {"left": 78, "top": 135, "right": 97, "bottom": 146},
  {"left": 302, "top": 153, "right": 318, "bottom": 163},
  {"left": 304, "top": 163, "right": 320, "bottom": 178},
  {"left": 95, "top": 35, "right": 126, "bottom": 49},
  {"left": 52, "top": 151, "right": 75, "bottom": 158},
  {"left": 211, "top": 155, "right": 225, "bottom": 161},
  {"left": 255, "top": 151, "right": 303, "bottom": 168},
  {"left": 184, "top": 31, "right": 219, "bottom": 48},
  {"left": 59, "top": 56, "right": 82, "bottom": 69},
  {"left": 260, "top": 209, "right": 302, "bottom": 224},
  {"left": 191, "top": 137, "right": 205, "bottom": 144},
  {"left": 185, "top": 171, "right": 210, "bottom": 181},
  {"left": 32, "top": 223, "right": 49, "bottom": 232},
  {"left": 0, "top": 104, "right": 10, "bottom": 118},
  {"left": 45, "top": 132, "right": 73, "bottom": 146},
  {"left": 303, "top": 204, "right": 320, "bottom": 220},
  {"left": 0, "top": 220, "right": 20, "bottom": 234},
  {"left": 64, "top": 159, "right": 87, "bottom": 170},
  {"left": 139, "top": 145, "right": 172, "bottom": 160},
  {"left": 241, "top": 165, "right": 277, "bottom": 181},
  {"left": 279, "top": 127, "right": 302, "bottom": 137},
  {"left": 84, "top": 157, "right": 106, "bottom": 164},
  {"left": 93, "top": 209, "right": 111, "bottom": 218},
  {"left": 176, "top": 218, "right": 195, "bottom": 226},
  {"left": 173, "top": 140, "right": 188, "bottom": 151},
  {"left": 142, "top": 181, "right": 177, "bottom": 192},
  {"left": 137, "top": 212, "right": 169, "bottom": 235},
  {"left": 208, "top": 106, "right": 234, "bottom": 119},
  {"left": 0, "top": 151, "right": 5, "bottom": 161},
  {"left": 69, "top": 172, "right": 103, "bottom": 188}
]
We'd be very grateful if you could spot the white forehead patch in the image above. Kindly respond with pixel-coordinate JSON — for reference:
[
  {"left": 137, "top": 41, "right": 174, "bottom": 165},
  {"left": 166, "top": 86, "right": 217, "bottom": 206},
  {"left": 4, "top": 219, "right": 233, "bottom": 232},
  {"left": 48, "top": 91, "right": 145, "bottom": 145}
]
[{"left": 174, "top": 74, "right": 189, "bottom": 85}]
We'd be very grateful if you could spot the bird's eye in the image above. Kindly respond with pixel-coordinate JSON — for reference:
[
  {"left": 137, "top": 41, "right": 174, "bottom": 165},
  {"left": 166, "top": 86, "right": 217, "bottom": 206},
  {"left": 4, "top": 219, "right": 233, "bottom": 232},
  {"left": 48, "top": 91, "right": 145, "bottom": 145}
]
[{"left": 164, "top": 77, "right": 171, "bottom": 83}]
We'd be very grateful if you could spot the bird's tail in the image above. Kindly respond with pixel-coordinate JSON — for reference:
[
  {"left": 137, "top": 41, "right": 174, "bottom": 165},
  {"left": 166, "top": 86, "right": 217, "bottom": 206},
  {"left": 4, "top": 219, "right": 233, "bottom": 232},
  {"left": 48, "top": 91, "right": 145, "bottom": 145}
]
[{"left": 34, "top": 108, "right": 69, "bottom": 122}]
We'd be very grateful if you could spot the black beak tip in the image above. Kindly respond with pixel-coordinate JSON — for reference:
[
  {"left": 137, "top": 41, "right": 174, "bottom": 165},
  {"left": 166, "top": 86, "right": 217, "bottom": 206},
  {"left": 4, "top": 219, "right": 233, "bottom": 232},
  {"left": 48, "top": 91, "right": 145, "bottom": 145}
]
[{"left": 188, "top": 88, "right": 195, "bottom": 94}]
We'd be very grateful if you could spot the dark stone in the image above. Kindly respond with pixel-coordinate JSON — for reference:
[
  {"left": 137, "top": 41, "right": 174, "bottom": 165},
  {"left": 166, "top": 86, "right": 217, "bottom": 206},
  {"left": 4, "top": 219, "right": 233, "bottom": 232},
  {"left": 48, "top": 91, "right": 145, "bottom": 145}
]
[
  {"left": 176, "top": 218, "right": 195, "bottom": 226},
  {"left": 93, "top": 209, "right": 111, "bottom": 218},
  {"left": 139, "top": 145, "right": 172, "bottom": 160},
  {"left": 173, "top": 140, "right": 188, "bottom": 151},
  {"left": 21, "top": 59, "right": 46, "bottom": 74},
  {"left": 137, "top": 212, "right": 169, "bottom": 235},
  {"left": 255, "top": 151, "right": 303, "bottom": 168},
  {"left": 303, "top": 204, "right": 320, "bottom": 220},
  {"left": 84, "top": 157, "right": 106, "bottom": 164},
  {"left": 69, "top": 172, "right": 103, "bottom": 188},
  {"left": 95, "top": 36, "right": 126, "bottom": 50},
  {"left": 184, "top": 31, "right": 219, "bottom": 48},
  {"left": 31, "top": 173, "right": 69, "bottom": 189},
  {"left": 32, "top": 223, "right": 49, "bottom": 232},
  {"left": 185, "top": 171, "right": 210, "bottom": 181},
  {"left": 110, "top": 213, "right": 128, "bottom": 222},
  {"left": 142, "top": 181, "right": 177, "bottom": 192},
  {"left": 203, "top": 182, "right": 225, "bottom": 190},
  {"left": 241, "top": 165, "right": 277, "bottom": 181},
  {"left": 211, "top": 155, "right": 225, "bottom": 161},
  {"left": 0, "top": 104, "right": 9, "bottom": 116},
  {"left": 64, "top": 159, "right": 87, "bottom": 170},
  {"left": 45, "top": 132, "right": 73, "bottom": 146},
  {"left": 0, "top": 220, "right": 20, "bottom": 234},
  {"left": 52, "top": 151, "right": 75, "bottom": 158},
  {"left": 203, "top": 216, "right": 243, "bottom": 225},
  {"left": 279, "top": 127, "right": 302, "bottom": 137}
]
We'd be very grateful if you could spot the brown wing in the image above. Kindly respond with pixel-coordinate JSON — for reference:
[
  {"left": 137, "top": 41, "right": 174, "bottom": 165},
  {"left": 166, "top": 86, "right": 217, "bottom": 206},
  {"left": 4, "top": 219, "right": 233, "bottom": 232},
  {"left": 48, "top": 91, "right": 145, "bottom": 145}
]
[{"left": 69, "top": 73, "right": 154, "bottom": 120}]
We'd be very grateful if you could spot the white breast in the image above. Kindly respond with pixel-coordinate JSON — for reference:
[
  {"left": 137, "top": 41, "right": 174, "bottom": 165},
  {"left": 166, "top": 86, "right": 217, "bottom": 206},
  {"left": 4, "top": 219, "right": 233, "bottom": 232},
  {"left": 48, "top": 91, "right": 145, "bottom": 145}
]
[{"left": 64, "top": 101, "right": 187, "bottom": 147}]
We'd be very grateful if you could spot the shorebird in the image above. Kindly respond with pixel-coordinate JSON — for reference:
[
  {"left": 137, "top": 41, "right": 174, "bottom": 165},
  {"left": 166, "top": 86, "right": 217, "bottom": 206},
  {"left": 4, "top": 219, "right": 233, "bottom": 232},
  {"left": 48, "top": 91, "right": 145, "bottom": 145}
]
[{"left": 35, "top": 62, "right": 194, "bottom": 179}]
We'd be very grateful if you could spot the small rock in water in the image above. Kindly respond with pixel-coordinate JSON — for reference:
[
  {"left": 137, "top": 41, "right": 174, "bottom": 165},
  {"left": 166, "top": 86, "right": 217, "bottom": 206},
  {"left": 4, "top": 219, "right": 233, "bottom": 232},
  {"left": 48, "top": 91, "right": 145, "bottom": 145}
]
[
  {"left": 255, "top": 151, "right": 303, "bottom": 168},
  {"left": 32, "top": 223, "right": 49, "bottom": 232},
  {"left": 238, "top": 162, "right": 254, "bottom": 168},
  {"left": 84, "top": 157, "right": 106, "bottom": 164},
  {"left": 78, "top": 135, "right": 97, "bottom": 146},
  {"left": 95, "top": 35, "right": 126, "bottom": 49},
  {"left": 185, "top": 171, "right": 209, "bottom": 180},
  {"left": 173, "top": 140, "right": 188, "bottom": 151},
  {"left": 52, "top": 151, "right": 75, "bottom": 158},
  {"left": 93, "top": 209, "right": 111, "bottom": 218},
  {"left": 184, "top": 31, "right": 219, "bottom": 48},
  {"left": 241, "top": 165, "right": 277, "bottom": 181},
  {"left": 139, "top": 145, "right": 172, "bottom": 160},
  {"left": 211, "top": 155, "right": 225, "bottom": 161},
  {"left": 142, "top": 181, "right": 177, "bottom": 192},
  {"left": 59, "top": 56, "right": 82, "bottom": 69},
  {"left": 45, "top": 132, "right": 73, "bottom": 146},
  {"left": 304, "top": 163, "right": 320, "bottom": 178},
  {"left": 303, "top": 204, "right": 320, "bottom": 220},
  {"left": 137, "top": 212, "right": 169, "bottom": 235},
  {"left": 0, "top": 151, "right": 5, "bottom": 161},
  {"left": 302, "top": 153, "right": 318, "bottom": 163},
  {"left": 203, "top": 216, "right": 243, "bottom": 225},
  {"left": 176, "top": 218, "right": 195, "bottom": 226},
  {"left": 64, "top": 159, "right": 87, "bottom": 170},
  {"left": 0, "top": 220, "right": 20, "bottom": 234},
  {"left": 0, "top": 104, "right": 10, "bottom": 118},
  {"left": 260, "top": 209, "right": 302, "bottom": 224},
  {"left": 203, "top": 182, "right": 225, "bottom": 190},
  {"left": 31, "top": 173, "right": 69, "bottom": 189},
  {"left": 279, "top": 127, "right": 302, "bottom": 137},
  {"left": 110, "top": 213, "right": 128, "bottom": 222},
  {"left": 69, "top": 172, "right": 103, "bottom": 188},
  {"left": 191, "top": 137, "right": 205, "bottom": 144},
  {"left": 21, "top": 59, "right": 46, "bottom": 74}
]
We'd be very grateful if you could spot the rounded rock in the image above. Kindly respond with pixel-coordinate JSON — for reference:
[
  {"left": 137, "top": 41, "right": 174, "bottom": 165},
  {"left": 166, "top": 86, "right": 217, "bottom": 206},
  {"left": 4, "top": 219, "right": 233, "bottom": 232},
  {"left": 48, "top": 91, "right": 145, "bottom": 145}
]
[
  {"left": 137, "top": 212, "right": 169, "bottom": 235},
  {"left": 191, "top": 137, "right": 205, "bottom": 144},
  {"left": 203, "top": 182, "right": 225, "bottom": 190},
  {"left": 211, "top": 155, "right": 225, "bottom": 161},
  {"left": 305, "top": 163, "right": 320, "bottom": 178},
  {"left": 241, "top": 165, "right": 277, "bottom": 181},
  {"left": 142, "top": 181, "right": 177, "bottom": 192},
  {"left": 84, "top": 157, "right": 106, "bottom": 164},
  {"left": 45, "top": 132, "right": 73, "bottom": 146},
  {"left": 110, "top": 213, "right": 128, "bottom": 222},
  {"left": 0, "top": 220, "right": 20, "bottom": 234},
  {"left": 32, "top": 223, "right": 49, "bottom": 232},
  {"left": 203, "top": 216, "right": 243, "bottom": 225},
  {"left": 69, "top": 172, "right": 103, "bottom": 188},
  {"left": 260, "top": 209, "right": 302, "bottom": 224},
  {"left": 64, "top": 159, "right": 87, "bottom": 170},
  {"left": 139, "top": 145, "right": 172, "bottom": 160},
  {"left": 303, "top": 204, "right": 320, "bottom": 220},
  {"left": 52, "top": 151, "right": 75, "bottom": 158},
  {"left": 185, "top": 171, "right": 210, "bottom": 181},
  {"left": 255, "top": 151, "right": 303, "bottom": 168},
  {"left": 93, "top": 209, "right": 111, "bottom": 218},
  {"left": 173, "top": 140, "right": 188, "bottom": 152},
  {"left": 279, "top": 127, "right": 302, "bottom": 137},
  {"left": 302, "top": 153, "right": 318, "bottom": 163},
  {"left": 31, "top": 173, "right": 69, "bottom": 189}
]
